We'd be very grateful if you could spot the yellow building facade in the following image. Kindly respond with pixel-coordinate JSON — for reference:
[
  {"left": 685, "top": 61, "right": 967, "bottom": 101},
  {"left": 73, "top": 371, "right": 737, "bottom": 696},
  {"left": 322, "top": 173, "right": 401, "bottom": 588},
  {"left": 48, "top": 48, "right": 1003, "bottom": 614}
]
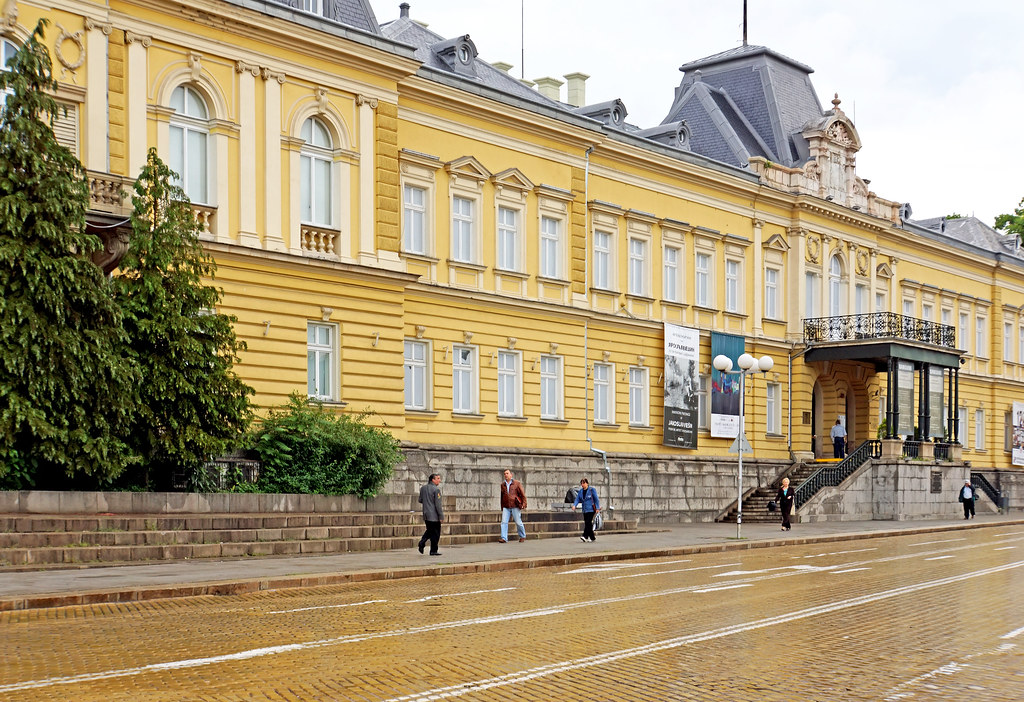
[{"left": 5, "top": 0, "right": 1023, "bottom": 513}]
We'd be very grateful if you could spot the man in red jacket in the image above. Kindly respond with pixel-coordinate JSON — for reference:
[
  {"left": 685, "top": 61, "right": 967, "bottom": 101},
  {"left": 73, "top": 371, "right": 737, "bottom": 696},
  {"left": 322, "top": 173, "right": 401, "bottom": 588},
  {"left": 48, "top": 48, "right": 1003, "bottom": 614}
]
[{"left": 499, "top": 468, "right": 527, "bottom": 543}]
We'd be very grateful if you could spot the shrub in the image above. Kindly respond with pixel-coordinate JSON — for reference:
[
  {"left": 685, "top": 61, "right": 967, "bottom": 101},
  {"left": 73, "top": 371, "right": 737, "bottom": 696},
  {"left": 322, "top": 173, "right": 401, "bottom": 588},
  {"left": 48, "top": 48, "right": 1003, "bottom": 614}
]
[{"left": 250, "top": 394, "right": 402, "bottom": 499}]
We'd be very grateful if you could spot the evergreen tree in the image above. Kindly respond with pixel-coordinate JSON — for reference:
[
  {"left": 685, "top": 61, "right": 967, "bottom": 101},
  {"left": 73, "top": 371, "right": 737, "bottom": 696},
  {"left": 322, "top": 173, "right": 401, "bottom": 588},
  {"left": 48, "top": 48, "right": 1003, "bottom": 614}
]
[
  {"left": 112, "top": 149, "right": 253, "bottom": 487},
  {"left": 995, "top": 197, "right": 1024, "bottom": 245},
  {"left": 0, "top": 22, "right": 138, "bottom": 486}
]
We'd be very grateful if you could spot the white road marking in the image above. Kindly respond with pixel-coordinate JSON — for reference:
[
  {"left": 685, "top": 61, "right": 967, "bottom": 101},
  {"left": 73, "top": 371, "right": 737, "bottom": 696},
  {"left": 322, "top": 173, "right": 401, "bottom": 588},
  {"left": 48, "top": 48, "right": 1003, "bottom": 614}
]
[
  {"left": 691, "top": 584, "right": 752, "bottom": 593},
  {"left": 715, "top": 564, "right": 837, "bottom": 577},
  {"left": 1000, "top": 625, "right": 1024, "bottom": 639},
  {"left": 795, "top": 547, "right": 878, "bottom": 559},
  {"left": 405, "top": 587, "right": 515, "bottom": 603},
  {"left": 832, "top": 567, "right": 871, "bottom": 574},
  {"left": 381, "top": 561, "right": 1024, "bottom": 701},
  {"left": 265, "top": 599, "right": 386, "bottom": 614},
  {"left": 561, "top": 559, "right": 691, "bottom": 574},
  {"left": 909, "top": 538, "right": 966, "bottom": 547},
  {"left": 995, "top": 531, "right": 1024, "bottom": 537},
  {"left": 994, "top": 546, "right": 1016, "bottom": 551},
  {"left": 609, "top": 563, "right": 740, "bottom": 580},
  {"left": 923, "top": 555, "right": 954, "bottom": 561}
]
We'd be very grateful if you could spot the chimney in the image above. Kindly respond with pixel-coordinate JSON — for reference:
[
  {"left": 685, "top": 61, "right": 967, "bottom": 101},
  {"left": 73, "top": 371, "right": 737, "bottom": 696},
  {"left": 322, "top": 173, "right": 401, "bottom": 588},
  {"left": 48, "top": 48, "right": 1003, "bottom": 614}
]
[
  {"left": 399, "top": 2, "right": 410, "bottom": 18},
  {"left": 533, "top": 76, "right": 563, "bottom": 102},
  {"left": 492, "top": 61, "right": 513, "bottom": 74},
  {"left": 563, "top": 72, "right": 589, "bottom": 108}
]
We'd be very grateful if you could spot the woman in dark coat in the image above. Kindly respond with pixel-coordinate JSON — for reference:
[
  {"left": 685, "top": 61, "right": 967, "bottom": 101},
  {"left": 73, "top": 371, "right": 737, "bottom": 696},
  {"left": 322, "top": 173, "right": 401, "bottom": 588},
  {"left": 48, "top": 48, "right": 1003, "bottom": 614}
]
[{"left": 776, "top": 477, "right": 795, "bottom": 531}]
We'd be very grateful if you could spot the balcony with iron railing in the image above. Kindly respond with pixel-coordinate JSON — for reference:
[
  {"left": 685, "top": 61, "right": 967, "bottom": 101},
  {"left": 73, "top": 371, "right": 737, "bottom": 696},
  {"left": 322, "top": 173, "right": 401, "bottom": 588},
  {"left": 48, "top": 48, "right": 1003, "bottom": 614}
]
[{"left": 803, "top": 312, "right": 956, "bottom": 348}]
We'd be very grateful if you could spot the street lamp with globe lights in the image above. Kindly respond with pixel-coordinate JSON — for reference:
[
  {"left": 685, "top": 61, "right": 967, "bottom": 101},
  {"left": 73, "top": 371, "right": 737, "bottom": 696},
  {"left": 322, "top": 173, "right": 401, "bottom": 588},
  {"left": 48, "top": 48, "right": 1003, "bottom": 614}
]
[{"left": 712, "top": 352, "right": 775, "bottom": 539}]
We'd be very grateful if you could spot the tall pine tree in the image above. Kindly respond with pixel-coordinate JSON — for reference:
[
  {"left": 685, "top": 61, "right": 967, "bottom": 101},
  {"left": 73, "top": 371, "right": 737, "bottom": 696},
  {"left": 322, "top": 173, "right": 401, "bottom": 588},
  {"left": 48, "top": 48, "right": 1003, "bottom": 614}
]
[
  {"left": 112, "top": 149, "right": 253, "bottom": 487},
  {"left": 0, "top": 22, "right": 138, "bottom": 485}
]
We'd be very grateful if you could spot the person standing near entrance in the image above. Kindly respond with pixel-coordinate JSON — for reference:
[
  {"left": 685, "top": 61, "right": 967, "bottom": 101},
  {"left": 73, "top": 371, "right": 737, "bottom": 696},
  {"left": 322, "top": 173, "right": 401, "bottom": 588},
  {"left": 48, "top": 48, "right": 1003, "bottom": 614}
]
[
  {"left": 830, "top": 419, "right": 848, "bottom": 458},
  {"left": 417, "top": 473, "right": 444, "bottom": 556},
  {"left": 571, "top": 477, "right": 601, "bottom": 542},
  {"left": 776, "top": 477, "right": 795, "bottom": 531},
  {"left": 499, "top": 469, "right": 527, "bottom": 543},
  {"left": 959, "top": 480, "right": 977, "bottom": 520}
]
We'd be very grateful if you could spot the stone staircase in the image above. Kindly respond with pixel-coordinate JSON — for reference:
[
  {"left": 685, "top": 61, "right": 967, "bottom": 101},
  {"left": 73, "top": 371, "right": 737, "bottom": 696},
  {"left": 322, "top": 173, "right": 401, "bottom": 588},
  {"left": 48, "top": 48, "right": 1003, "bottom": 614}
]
[
  {"left": 0, "top": 509, "right": 644, "bottom": 569},
  {"left": 719, "top": 461, "right": 823, "bottom": 524}
]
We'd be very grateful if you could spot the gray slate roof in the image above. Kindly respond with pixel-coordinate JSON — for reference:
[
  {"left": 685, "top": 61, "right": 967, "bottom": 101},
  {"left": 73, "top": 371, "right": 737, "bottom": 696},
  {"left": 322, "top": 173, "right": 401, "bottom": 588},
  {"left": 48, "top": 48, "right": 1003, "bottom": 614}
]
[
  {"left": 912, "top": 216, "right": 1024, "bottom": 263},
  {"left": 662, "top": 44, "right": 825, "bottom": 169},
  {"left": 265, "top": 0, "right": 381, "bottom": 34}
]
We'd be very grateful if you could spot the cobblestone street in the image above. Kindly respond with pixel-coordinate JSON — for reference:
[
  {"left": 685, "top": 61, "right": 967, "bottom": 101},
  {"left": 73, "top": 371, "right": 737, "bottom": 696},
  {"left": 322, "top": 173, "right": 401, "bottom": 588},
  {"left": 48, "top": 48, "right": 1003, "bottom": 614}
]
[{"left": 2, "top": 525, "right": 1023, "bottom": 701}]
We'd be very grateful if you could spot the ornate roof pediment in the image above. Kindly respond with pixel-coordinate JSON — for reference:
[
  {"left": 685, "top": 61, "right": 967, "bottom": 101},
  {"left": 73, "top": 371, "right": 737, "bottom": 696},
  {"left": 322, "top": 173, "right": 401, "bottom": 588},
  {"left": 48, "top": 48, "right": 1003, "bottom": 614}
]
[
  {"left": 490, "top": 167, "right": 534, "bottom": 192},
  {"left": 445, "top": 155, "right": 491, "bottom": 182},
  {"left": 763, "top": 233, "right": 790, "bottom": 252}
]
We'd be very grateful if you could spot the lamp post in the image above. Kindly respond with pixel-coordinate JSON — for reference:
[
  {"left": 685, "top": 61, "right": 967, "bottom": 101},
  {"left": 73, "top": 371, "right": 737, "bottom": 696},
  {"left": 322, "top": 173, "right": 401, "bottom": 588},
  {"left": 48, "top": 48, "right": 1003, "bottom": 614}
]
[{"left": 712, "top": 352, "right": 775, "bottom": 539}]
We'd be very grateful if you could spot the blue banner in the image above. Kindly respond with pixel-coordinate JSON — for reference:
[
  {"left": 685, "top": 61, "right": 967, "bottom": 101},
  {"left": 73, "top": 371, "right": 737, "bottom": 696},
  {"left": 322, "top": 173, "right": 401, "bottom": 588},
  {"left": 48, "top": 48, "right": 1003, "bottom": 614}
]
[{"left": 710, "top": 332, "right": 744, "bottom": 438}]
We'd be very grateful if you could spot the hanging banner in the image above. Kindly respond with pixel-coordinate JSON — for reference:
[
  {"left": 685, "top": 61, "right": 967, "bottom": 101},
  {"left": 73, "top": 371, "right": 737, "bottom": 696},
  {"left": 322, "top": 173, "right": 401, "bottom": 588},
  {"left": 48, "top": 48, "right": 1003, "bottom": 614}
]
[
  {"left": 710, "top": 332, "right": 744, "bottom": 438},
  {"left": 1014, "top": 401, "right": 1024, "bottom": 467},
  {"left": 928, "top": 367, "right": 944, "bottom": 439},
  {"left": 662, "top": 324, "right": 700, "bottom": 449},
  {"left": 897, "top": 360, "right": 915, "bottom": 437}
]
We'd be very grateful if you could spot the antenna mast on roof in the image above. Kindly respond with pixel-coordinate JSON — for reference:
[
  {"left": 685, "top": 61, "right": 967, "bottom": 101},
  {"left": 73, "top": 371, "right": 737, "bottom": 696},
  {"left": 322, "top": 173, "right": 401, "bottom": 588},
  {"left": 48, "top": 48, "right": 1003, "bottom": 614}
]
[
  {"left": 743, "top": 0, "right": 748, "bottom": 46},
  {"left": 521, "top": 0, "right": 525, "bottom": 79}
]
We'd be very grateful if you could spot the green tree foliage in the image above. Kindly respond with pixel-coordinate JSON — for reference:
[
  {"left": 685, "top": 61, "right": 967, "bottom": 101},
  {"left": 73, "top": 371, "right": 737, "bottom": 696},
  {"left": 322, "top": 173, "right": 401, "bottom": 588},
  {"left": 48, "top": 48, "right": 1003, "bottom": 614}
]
[
  {"left": 995, "top": 197, "right": 1024, "bottom": 244},
  {"left": 0, "top": 23, "right": 138, "bottom": 486},
  {"left": 112, "top": 149, "right": 254, "bottom": 487},
  {"left": 251, "top": 394, "right": 402, "bottom": 499}
]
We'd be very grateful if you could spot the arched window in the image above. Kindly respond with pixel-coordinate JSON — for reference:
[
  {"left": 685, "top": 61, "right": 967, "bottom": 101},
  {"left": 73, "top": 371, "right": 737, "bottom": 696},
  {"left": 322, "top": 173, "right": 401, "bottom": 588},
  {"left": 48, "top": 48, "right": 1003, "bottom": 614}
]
[
  {"left": 829, "top": 254, "right": 844, "bottom": 316},
  {"left": 300, "top": 116, "right": 333, "bottom": 227},
  {"left": 1, "top": 39, "right": 19, "bottom": 111},
  {"left": 168, "top": 85, "right": 210, "bottom": 204}
]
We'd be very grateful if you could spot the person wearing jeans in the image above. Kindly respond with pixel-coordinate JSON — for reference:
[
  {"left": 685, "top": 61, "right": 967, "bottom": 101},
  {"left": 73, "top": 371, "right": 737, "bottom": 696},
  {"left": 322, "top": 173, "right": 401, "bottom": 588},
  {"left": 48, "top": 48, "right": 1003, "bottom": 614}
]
[
  {"left": 499, "top": 469, "right": 527, "bottom": 542},
  {"left": 571, "top": 477, "right": 601, "bottom": 542}
]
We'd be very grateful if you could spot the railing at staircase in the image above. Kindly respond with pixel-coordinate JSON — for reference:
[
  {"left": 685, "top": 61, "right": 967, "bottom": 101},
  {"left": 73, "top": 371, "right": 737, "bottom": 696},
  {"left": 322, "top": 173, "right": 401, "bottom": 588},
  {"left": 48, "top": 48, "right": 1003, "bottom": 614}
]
[
  {"left": 794, "top": 440, "right": 881, "bottom": 509},
  {"left": 971, "top": 472, "right": 1002, "bottom": 505}
]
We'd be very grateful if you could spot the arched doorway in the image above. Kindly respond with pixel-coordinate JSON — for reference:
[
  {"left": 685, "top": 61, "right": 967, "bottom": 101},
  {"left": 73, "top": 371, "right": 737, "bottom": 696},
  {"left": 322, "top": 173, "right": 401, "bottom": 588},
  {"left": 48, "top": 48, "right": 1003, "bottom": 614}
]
[{"left": 812, "top": 381, "right": 824, "bottom": 457}]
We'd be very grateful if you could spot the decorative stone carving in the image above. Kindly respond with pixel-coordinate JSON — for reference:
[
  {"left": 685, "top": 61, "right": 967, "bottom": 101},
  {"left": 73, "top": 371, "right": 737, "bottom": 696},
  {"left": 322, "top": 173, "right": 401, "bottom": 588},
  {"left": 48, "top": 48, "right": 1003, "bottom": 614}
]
[
  {"left": 806, "top": 235, "right": 821, "bottom": 264},
  {"left": 83, "top": 17, "right": 113, "bottom": 36},
  {"left": 187, "top": 51, "right": 202, "bottom": 81},
  {"left": 89, "top": 224, "right": 131, "bottom": 275},
  {"left": 315, "top": 86, "right": 328, "bottom": 114},
  {"left": 124, "top": 30, "right": 152, "bottom": 47},
  {"left": 856, "top": 249, "right": 870, "bottom": 276},
  {"left": 261, "top": 68, "right": 286, "bottom": 84},
  {"left": 356, "top": 94, "right": 378, "bottom": 109},
  {"left": 54, "top": 24, "right": 85, "bottom": 80},
  {"left": 2, "top": 0, "right": 16, "bottom": 33},
  {"left": 235, "top": 60, "right": 260, "bottom": 77}
]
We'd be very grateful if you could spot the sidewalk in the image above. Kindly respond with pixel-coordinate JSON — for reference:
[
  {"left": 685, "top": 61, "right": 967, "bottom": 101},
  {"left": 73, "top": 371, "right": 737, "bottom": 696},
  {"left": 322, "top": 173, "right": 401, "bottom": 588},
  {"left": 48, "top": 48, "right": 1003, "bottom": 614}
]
[{"left": 1, "top": 514, "right": 1020, "bottom": 612}]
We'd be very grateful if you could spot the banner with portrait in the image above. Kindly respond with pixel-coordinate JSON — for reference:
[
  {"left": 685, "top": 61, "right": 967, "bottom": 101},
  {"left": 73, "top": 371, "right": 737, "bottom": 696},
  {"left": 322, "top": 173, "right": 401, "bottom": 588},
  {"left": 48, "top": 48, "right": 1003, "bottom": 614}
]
[
  {"left": 928, "top": 366, "right": 945, "bottom": 439},
  {"left": 897, "top": 360, "right": 915, "bottom": 437},
  {"left": 662, "top": 324, "right": 700, "bottom": 449},
  {"left": 710, "top": 332, "right": 744, "bottom": 438}
]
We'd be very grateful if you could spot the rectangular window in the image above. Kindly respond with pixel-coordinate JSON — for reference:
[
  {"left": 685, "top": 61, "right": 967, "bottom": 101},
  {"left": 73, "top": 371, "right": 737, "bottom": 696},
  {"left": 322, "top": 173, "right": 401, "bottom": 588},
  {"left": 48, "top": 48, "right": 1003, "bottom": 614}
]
[
  {"left": 540, "top": 355, "right": 563, "bottom": 420},
  {"left": 540, "top": 215, "right": 561, "bottom": 279},
  {"left": 922, "top": 304, "right": 933, "bottom": 322},
  {"left": 593, "top": 231, "right": 611, "bottom": 289},
  {"left": 1019, "top": 327, "right": 1024, "bottom": 364},
  {"left": 805, "top": 272, "right": 820, "bottom": 317},
  {"left": 307, "top": 322, "right": 336, "bottom": 400},
  {"left": 764, "top": 268, "right": 778, "bottom": 319},
  {"left": 958, "top": 406, "right": 968, "bottom": 446},
  {"left": 695, "top": 252, "right": 710, "bottom": 307},
  {"left": 663, "top": 246, "right": 681, "bottom": 302},
  {"left": 724, "top": 259, "right": 739, "bottom": 312},
  {"left": 766, "top": 382, "right": 781, "bottom": 434},
  {"left": 875, "top": 292, "right": 886, "bottom": 313},
  {"left": 497, "top": 206, "right": 519, "bottom": 271},
  {"left": 975, "top": 409, "right": 985, "bottom": 450},
  {"left": 855, "top": 284, "right": 867, "bottom": 315},
  {"left": 452, "top": 345, "right": 476, "bottom": 414},
  {"left": 593, "top": 362, "right": 613, "bottom": 424},
  {"left": 628, "top": 367, "right": 648, "bottom": 426},
  {"left": 1005, "top": 322, "right": 1013, "bottom": 362},
  {"left": 404, "top": 340, "right": 429, "bottom": 410},
  {"left": 902, "top": 299, "right": 914, "bottom": 317},
  {"left": 497, "top": 350, "right": 521, "bottom": 417},
  {"left": 941, "top": 309, "right": 952, "bottom": 326},
  {"left": 976, "top": 318, "right": 986, "bottom": 357},
  {"left": 959, "top": 312, "right": 969, "bottom": 353},
  {"left": 403, "top": 185, "right": 426, "bottom": 254},
  {"left": 628, "top": 238, "right": 647, "bottom": 296},
  {"left": 697, "top": 374, "right": 709, "bottom": 429},
  {"left": 451, "top": 196, "right": 474, "bottom": 263}
]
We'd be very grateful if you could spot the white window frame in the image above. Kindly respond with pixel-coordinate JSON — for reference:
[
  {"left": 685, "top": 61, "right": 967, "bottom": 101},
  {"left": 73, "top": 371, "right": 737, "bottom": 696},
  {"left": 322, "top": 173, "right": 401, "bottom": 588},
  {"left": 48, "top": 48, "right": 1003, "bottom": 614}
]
[
  {"left": 959, "top": 312, "right": 970, "bottom": 353},
  {"left": 497, "top": 350, "right": 522, "bottom": 418},
  {"left": 496, "top": 205, "right": 521, "bottom": 272},
  {"left": 403, "top": 184, "right": 427, "bottom": 255},
  {"left": 1, "top": 39, "right": 17, "bottom": 112},
  {"left": 539, "top": 355, "right": 564, "bottom": 420},
  {"left": 540, "top": 215, "right": 562, "bottom": 279},
  {"left": 628, "top": 237, "right": 649, "bottom": 297},
  {"left": 875, "top": 291, "right": 886, "bottom": 314},
  {"left": 307, "top": 322, "right": 338, "bottom": 401},
  {"left": 299, "top": 0, "right": 326, "bottom": 14},
  {"left": 958, "top": 406, "right": 968, "bottom": 446},
  {"left": 452, "top": 345, "right": 478, "bottom": 414},
  {"left": 593, "top": 362, "right": 614, "bottom": 425},
  {"left": 922, "top": 303, "right": 934, "bottom": 322},
  {"left": 628, "top": 366, "right": 649, "bottom": 426},
  {"left": 404, "top": 339, "right": 431, "bottom": 410},
  {"left": 168, "top": 84, "right": 210, "bottom": 205},
  {"left": 697, "top": 374, "right": 709, "bottom": 429},
  {"left": 829, "top": 255, "right": 844, "bottom": 316},
  {"left": 902, "top": 298, "right": 914, "bottom": 318},
  {"left": 976, "top": 317, "right": 987, "bottom": 358},
  {"left": 724, "top": 258, "right": 740, "bottom": 313},
  {"left": 1005, "top": 322, "right": 1014, "bottom": 362},
  {"left": 593, "top": 230, "right": 612, "bottom": 290},
  {"left": 766, "top": 382, "right": 781, "bottom": 434},
  {"left": 1019, "top": 326, "right": 1024, "bottom": 364},
  {"left": 299, "top": 116, "right": 334, "bottom": 227},
  {"left": 805, "top": 271, "right": 820, "bottom": 318},
  {"left": 975, "top": 409, "right": 985, "bottom": 451},
  {"left": 764, "top": 267, "right": 779, "bottom": 319},
  {"left": 695, "top": 252, "right": 711, "bottom": 307},
  {"left": 854, "top": 283, "right": 867, "bottom": 315},
  {"left": 663, "top": 244, "right": 682, "bottom": 303},
  {"left": 450, "top": 195, "right": 475, "bottom": 263}
]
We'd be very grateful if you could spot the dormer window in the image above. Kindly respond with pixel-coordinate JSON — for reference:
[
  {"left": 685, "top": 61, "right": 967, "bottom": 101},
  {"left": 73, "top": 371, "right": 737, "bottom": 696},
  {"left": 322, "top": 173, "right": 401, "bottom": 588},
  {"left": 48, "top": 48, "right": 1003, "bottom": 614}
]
[
  {"left": 431, "top": 35, "right": 479, "bottom": 78},
  {"left": 299, "top": 0, "right": 327, "bottom": 16}
]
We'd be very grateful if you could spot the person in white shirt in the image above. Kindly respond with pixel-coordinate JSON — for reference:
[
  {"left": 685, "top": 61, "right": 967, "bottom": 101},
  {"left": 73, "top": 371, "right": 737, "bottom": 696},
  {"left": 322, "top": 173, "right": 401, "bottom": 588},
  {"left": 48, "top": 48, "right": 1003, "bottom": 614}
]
[
  {"left": 830, "top": 419, "right": 848, "bottom": 458},
  {"left": 958, "top": 480, "right": 976, "bottom": 519}
]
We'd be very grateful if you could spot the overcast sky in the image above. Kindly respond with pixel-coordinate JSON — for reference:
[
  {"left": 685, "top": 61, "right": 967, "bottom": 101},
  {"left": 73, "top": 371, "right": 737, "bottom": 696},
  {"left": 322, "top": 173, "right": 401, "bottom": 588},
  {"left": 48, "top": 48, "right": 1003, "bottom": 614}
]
[{"left": 368, "top": 0, "right": 1024, "bottom": 227}]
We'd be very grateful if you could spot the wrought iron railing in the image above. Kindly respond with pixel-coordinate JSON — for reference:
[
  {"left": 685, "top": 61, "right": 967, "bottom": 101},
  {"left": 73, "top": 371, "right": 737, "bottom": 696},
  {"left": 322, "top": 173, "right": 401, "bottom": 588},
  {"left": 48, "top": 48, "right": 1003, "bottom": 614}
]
[
  {"left": 902, "top": 441, "right": 922, "bottom": 459},
  {"left": 933, "top": 443, "right": 951, "bottom": 461},
  {"left": 803, "top": 312, "right": 956, "bottom": 348},
  {"left": 971, "top": 472, "right": 1001, "bottom": 504},
  {"left": 795, "top": 440, "right": 881, "bottom": 508}
]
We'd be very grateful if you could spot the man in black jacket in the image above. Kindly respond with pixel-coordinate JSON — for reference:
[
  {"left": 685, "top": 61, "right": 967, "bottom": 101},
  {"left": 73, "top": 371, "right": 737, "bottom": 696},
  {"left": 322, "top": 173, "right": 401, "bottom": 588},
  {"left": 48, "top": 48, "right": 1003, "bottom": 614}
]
[
  {"left": 958, "top": 480, "right": 976, "bottom": 520},
  {"left": 418, "top": 474, "right": 444, "bottom": 555}
]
